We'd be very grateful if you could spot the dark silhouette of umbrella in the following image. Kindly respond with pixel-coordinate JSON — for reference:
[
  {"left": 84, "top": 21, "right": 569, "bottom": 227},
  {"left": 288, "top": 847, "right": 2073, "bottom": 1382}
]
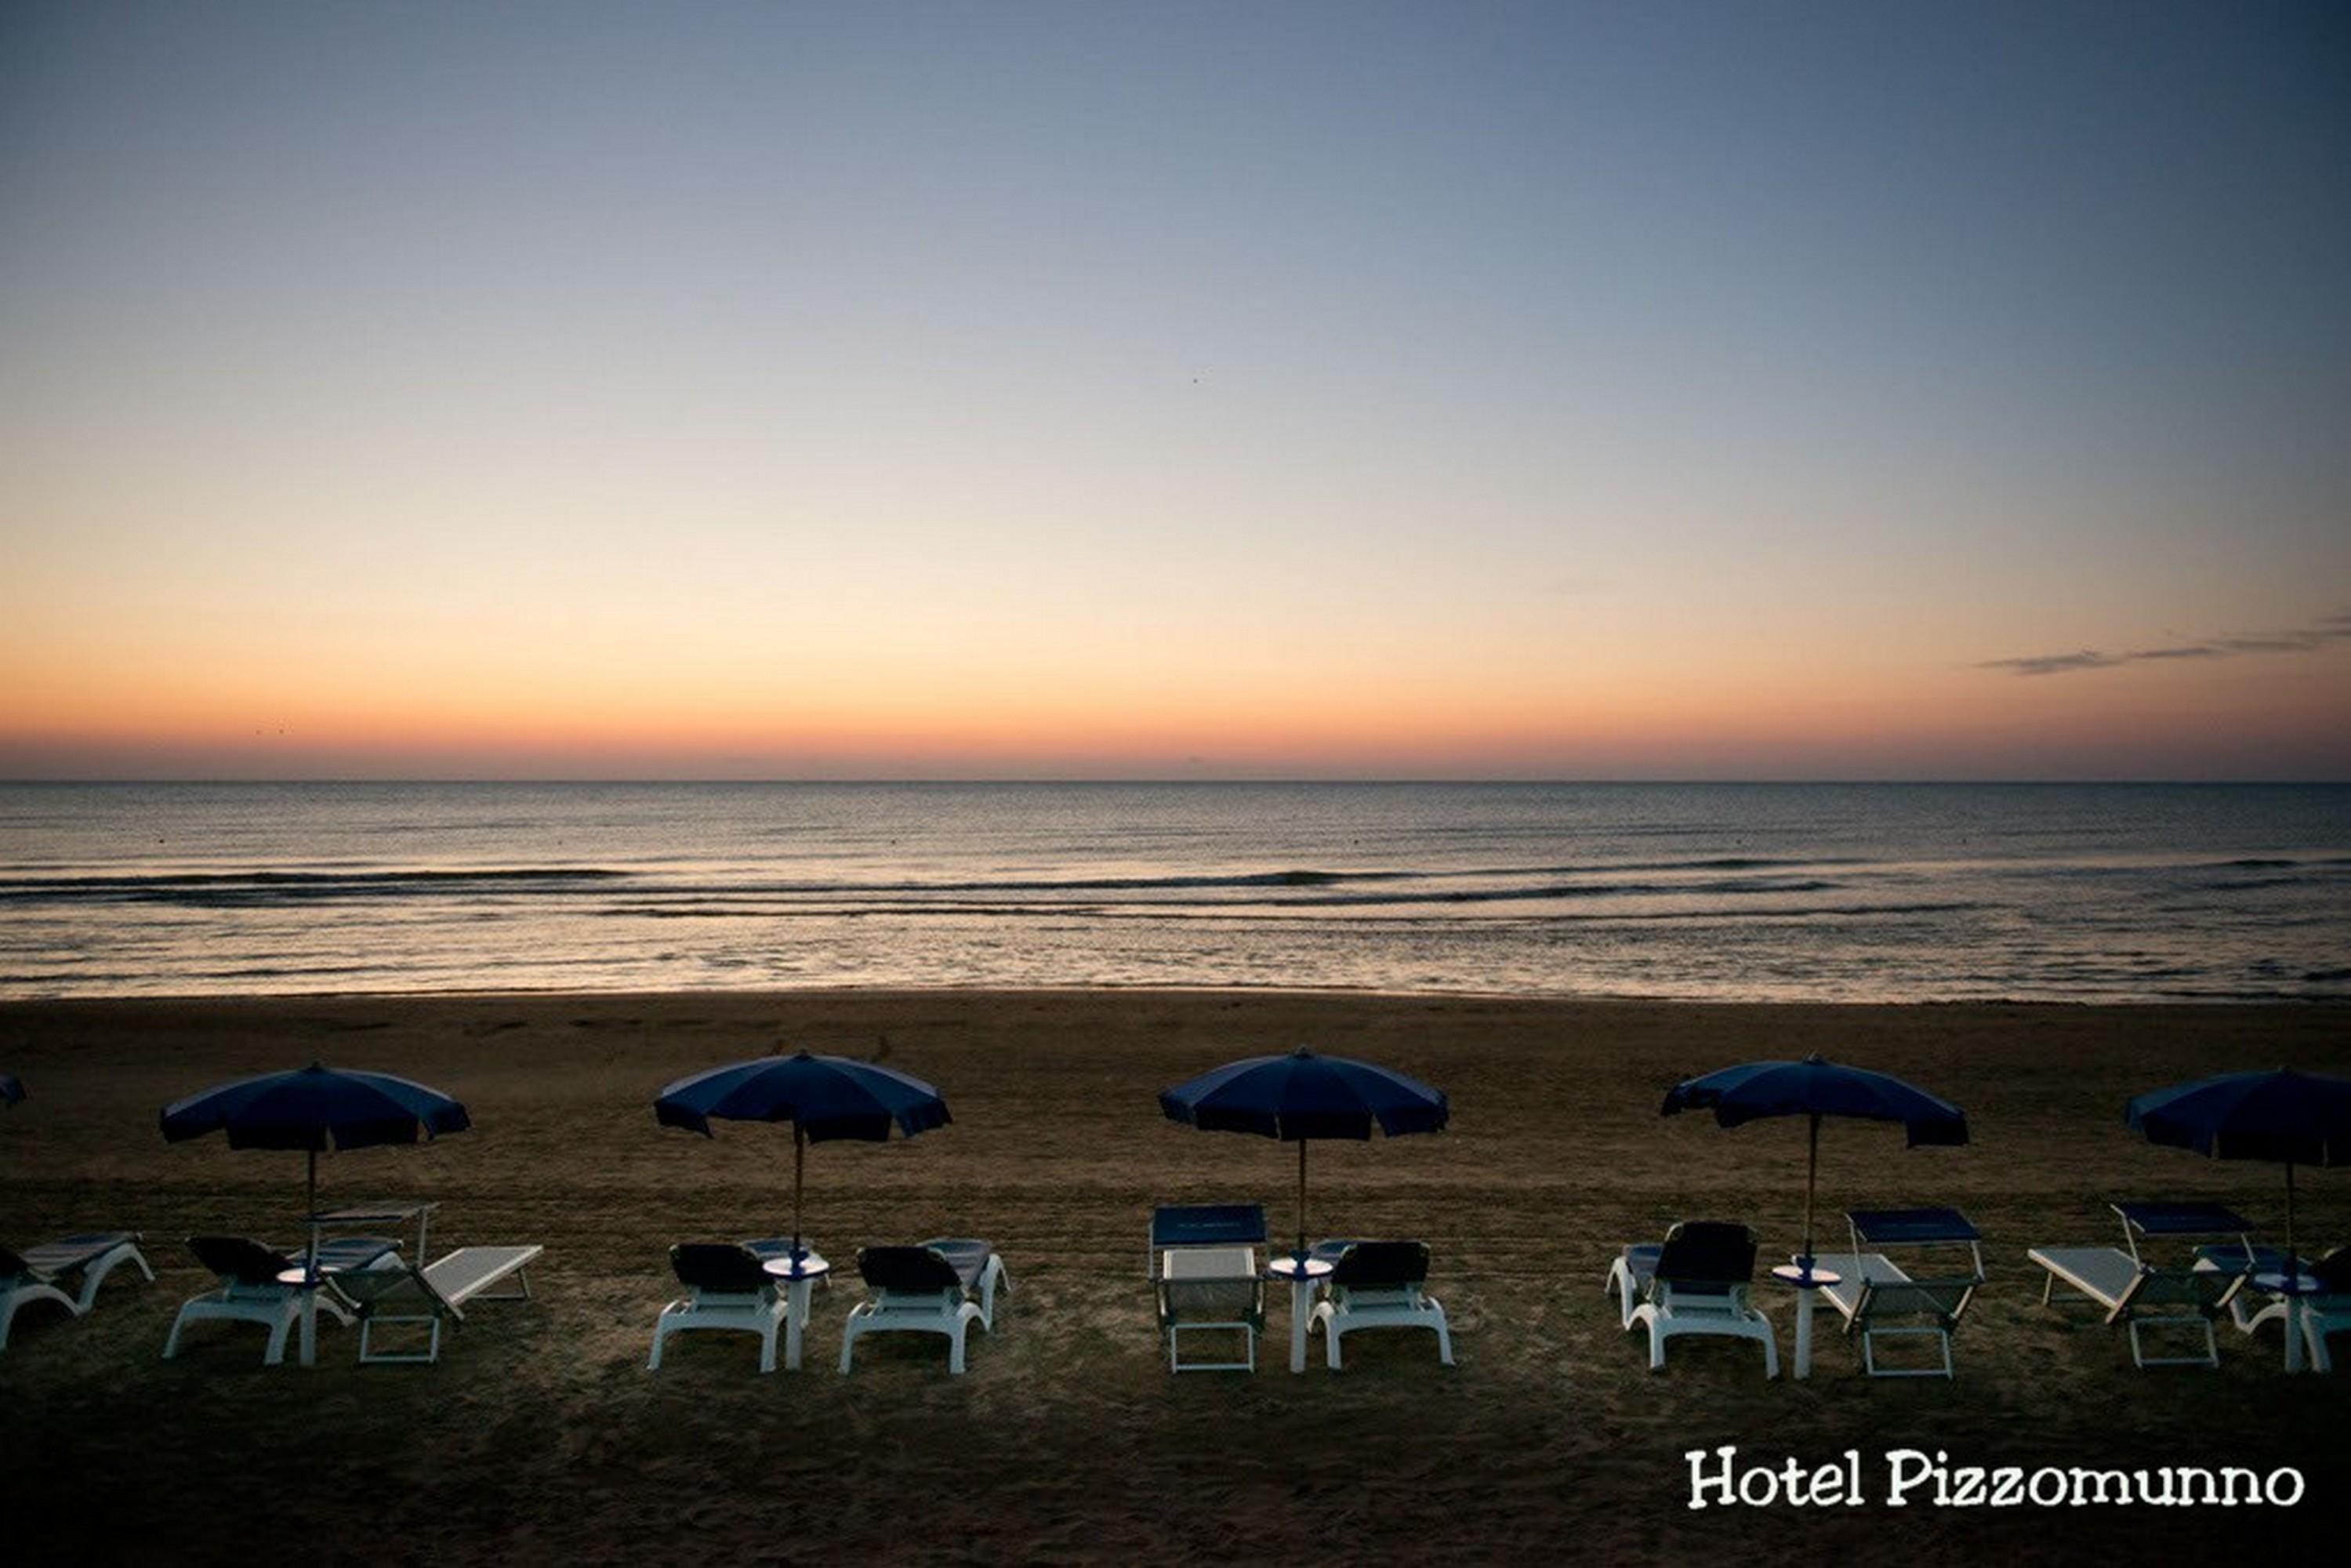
[
  {"left": 161, "top": 1062, "right": 471, "bottom": 1273},
  {"left": 1, "top": 1073, "right": 21, "bottom": 1108},
  {"left": 1159, "top": 1048, "right": 1449, "bottom": 1261},
  {"left": 1661, "top": 1054, "right": 1968, "bottom": 1266},
  {"left": 2127, "top": 1068, "right": 2351, "bottom": 1269},
  {"left": 655, "top": 1049, "right": 950, "bottom": 1262}
]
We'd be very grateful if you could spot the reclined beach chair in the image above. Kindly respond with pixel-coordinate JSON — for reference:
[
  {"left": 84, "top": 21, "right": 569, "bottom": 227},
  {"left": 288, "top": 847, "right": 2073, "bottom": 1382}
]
[
  {"left": 2194, "top": 1242, "right": 2351, "bottom": 1374},
  {"left": 1809, "top": 1208, "right": 1984, "bottom": 1379},
  {"left": 0, "top": 1232, "right": 153, "bottom": 1351},
  {"left": 1148, "top": 1203, "right": 1265, "bottom": 1280},
  {"left": 649, "top": 1243, "right": 789, "bottom": 1373},
  {"left": 2027, "top": 1201, "right": 2251, "bottom": 1369},
  {"left": 328, "top": 1243, "right": 542, "bottom": 1364},
  {"left": 1156, "top": 1244, "right": 1264, "bottom": 1373},
  {"left": 1604, "top": 1241, "right": 1666, "bottom": 1330},
  {"left": 1622, "top": 1221, "right": 1779, "bottom": 1379},
  {"left": 164, "top": 1235, "right": 366, "bottom": 1366},
  {"left": 1305, "top": 1239, "right": 1453, "bottom": 1370},
  {"left": 838, "top": 1238, "right": 1009, "bottom": 1374},
  {"left": 2295, "top": 1249, "right": 2351, "bottom": 1374}
]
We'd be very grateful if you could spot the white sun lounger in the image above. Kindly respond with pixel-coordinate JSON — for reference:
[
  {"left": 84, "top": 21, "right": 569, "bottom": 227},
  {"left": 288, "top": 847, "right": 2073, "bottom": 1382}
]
[
  {"left": 1623, "top": 1221, "right": 1778, "bottom": 1379},
  {"left": 649, "top": 1243, "right": 791, "bottom": 1374},
  {"left": 0, "top": 1232, "right": 154, "bottom": 1350},
  {"left": 164, "top": 1234, "right": 386, "bottom": 1366},
  {"left": 329, "top": 1244, "right": 542, "bottom": 1364},
  {"left": 1809, "top": 1207, "right": 1983, "bottom": 1379},
  {"left": 838, "top": 1239, "right": 1008, "bottom": 1375},
  {"left": 1306, "top": 1240, "right": 1453, "bottom": 1370}
]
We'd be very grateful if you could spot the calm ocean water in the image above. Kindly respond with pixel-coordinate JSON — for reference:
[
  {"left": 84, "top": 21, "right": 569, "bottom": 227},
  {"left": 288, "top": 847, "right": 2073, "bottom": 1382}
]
[{"left": 0, "top": 782, "right": 2346, "bottom": 1003}]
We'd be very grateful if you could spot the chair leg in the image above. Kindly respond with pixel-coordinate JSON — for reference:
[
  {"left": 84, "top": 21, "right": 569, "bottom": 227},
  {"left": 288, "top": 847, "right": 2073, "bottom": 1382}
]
[{"left": 2, "top": 1283, "right": 79, "bottom": 1351}]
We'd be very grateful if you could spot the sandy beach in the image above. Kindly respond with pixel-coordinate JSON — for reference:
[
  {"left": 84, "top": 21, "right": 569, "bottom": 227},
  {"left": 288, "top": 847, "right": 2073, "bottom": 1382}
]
[{"left": 1, "top": 989, "right": 2345, "bottom": 1563}]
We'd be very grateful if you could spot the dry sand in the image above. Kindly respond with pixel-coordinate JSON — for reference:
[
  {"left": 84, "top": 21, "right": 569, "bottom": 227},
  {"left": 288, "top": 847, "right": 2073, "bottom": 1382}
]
[{"left": 1, "top": 989, "right": 2346, "bottom": 1563}]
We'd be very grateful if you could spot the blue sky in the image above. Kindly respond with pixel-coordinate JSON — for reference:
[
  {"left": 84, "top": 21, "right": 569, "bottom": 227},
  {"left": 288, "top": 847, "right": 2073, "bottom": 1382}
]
[{"left": 3, "top": 2, "right": 2346, "bottom": 778}]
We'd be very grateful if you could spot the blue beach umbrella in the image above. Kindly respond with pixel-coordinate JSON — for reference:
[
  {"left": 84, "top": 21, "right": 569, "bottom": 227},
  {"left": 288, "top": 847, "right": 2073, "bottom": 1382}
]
[
  {"left": 161, "top": 1062, "right": 471, "bottom": 1272},
  {"left": 2127, "top": 1069, "right": 2351, "bottom": 1269},
  {"left": 655, "top": 1050, "right": 951, "bottom": 1262},
  {"left": 1662, "top": 1054, "right": 1968, "bottom": 1266},
  {"left": 1159, "top": 1048, "right": 1449, "bottom": 1261}
]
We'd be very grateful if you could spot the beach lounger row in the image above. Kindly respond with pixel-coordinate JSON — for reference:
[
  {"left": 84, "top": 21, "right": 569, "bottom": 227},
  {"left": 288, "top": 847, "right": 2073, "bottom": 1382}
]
[
  {"left": 1598, "top": 1200, "right": 2351, "bottom": 1381},
  {"left": 12, "top": 1199, "right": 2347, "bottom": 1381}
]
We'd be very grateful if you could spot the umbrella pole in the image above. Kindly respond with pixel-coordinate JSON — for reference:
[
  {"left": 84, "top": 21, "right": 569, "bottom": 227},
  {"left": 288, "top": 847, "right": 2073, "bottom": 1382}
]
[
  {"left": 793, "top": 1122, "right": 806, "bottom": 1263},
  {"left": 306, "top": 1147, "right": 320, "bottom": 1280},
  {"left": 2285, "top": 1160, "right": 2297, "bottom": 1272},
  {"left": 1297, "top": 1138, "right": 1309, "bottom": 1263},
  {"left": 1801, "top": 1112, "right": 1820, "bottom": 1269}
]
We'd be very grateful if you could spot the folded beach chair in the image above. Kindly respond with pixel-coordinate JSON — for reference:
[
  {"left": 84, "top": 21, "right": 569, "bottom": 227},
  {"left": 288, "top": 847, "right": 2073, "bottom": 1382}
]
[
  {"left": 648, "top": 1243, "right": 789, "bottom": 1373},
  {"left": 1622, "top": 1221, "right": 1779, "bottom": 1379},
  {"left": 0, "top": 1232, "right": 154, "bottom": 1351},
  {"left": 2026, "top": 1202, "right": 2252, "bottom": 1369},
  {"left": 1809, "top": 1208, "right": 1984, "bottom": 1379},
  {"left": 1156, "top": 1244, "right": 1264, "bottom": 1373},
  {"left": 328, "top": 1244, "right": 542, "bottom": 1364},
  {"left": 838, "top": 1238, "right": 1010, "bottom": 1374},
  {"left": 163, "top": 1235, "right": 365, "bottom": 1366},
  {"left": 1305, "top": 1239, "right": 1453, "bottom": 1370},
  {"left": 1148, "top": 1203, "right": 1265, "bottom": 1280}
]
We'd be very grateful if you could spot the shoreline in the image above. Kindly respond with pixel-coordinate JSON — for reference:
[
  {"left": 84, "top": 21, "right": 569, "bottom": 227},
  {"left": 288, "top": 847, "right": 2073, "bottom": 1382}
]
[
  {"left": 2, "top": 989, "right": 2346, "bottom": 1563},
  {"left": 14, "top": 981, "right": 2349, "bottom": 1007}
]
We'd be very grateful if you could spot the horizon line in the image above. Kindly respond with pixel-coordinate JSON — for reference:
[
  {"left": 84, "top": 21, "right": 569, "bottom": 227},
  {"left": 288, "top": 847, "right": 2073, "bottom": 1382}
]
[{"left": 5, "top": 776, "right": 2347, "bottom": 789}]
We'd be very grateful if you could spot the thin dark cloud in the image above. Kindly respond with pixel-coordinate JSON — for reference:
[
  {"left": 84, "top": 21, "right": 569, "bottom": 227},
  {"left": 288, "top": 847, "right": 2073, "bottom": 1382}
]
[{"left": 1983, "top": 612, "right": 2351, "bottom": 677}]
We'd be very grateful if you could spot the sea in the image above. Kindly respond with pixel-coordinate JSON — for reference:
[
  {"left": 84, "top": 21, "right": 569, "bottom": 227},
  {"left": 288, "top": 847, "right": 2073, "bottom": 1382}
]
[{"left": 1, "top": 782, "right": 2346, "bottom": 1004}]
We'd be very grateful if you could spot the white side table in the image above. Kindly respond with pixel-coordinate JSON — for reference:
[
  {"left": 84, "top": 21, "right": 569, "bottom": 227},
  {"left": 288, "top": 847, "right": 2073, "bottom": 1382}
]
[
  {"left": 1772, "top": 1261, "right": 1841, "bottom": 1380},
  {"left": 762, "top": 1252, "right": 833, "bottom": 1370},
  {"left": 1265, "top": 1255, "right": 1334, "bottom": 1373}
]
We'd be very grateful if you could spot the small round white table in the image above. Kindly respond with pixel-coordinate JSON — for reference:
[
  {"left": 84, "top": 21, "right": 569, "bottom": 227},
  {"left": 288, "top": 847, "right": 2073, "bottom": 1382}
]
[
  {"left": 1265, "top": 1255, "right": 1333, "bottom": 1373},
  {"left": 762, "top": 1252, "right": 832, "bottom": 1370},
  {"left": 1771, "top": 1262, "right": 1841, "bottom": 1380}
]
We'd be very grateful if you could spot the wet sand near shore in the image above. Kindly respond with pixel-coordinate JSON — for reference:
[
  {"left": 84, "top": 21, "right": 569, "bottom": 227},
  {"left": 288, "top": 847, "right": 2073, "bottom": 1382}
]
[{"left": 2, "top": 989, "right": 2345, "bottom": 1563}]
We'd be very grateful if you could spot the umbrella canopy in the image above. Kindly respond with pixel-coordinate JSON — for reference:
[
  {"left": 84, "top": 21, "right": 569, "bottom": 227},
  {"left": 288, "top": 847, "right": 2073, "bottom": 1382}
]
[
  {"left": 2126, "top": 1068, "right": 2351, "bottom": 1268},
  {"left": 1661, "top": 1053, "right": 1968, "bottom": 1266},
  {"left": 160, "top": 1062, "right": 470, "bottom": 1275},
  {"left": 654, "top": 1050, "right": 950, "bottom": 1261},
  {"left": 162, "top": 1063, "right": 472, "bottom": 1151},
  {"left": 1159, "top": 1048, "right": 1449, "bottom": 1259},
  {"left": 1, "top": 1072, "right": 21, "bottom": 1107}
]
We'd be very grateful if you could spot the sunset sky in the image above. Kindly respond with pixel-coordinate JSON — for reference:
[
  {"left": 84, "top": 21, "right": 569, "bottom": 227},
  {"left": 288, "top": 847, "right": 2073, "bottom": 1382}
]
[{"left": 4, "top": 2, "right": 2346, "bottom": 780}]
